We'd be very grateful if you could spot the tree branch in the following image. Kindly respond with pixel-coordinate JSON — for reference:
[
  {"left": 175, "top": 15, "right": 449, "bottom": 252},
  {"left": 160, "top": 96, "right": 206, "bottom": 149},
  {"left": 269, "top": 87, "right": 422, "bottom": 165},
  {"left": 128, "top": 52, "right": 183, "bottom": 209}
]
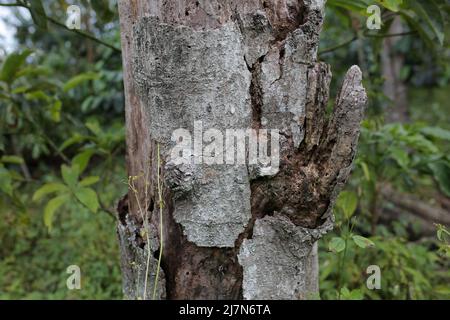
[
  {"left": 44, "top": 15, "right": 121, "bottom": 53},
  {"left": 382, "top": 185, "right": 450, "bottom": 226},
  {"left": 319, "top": 31, "right": 417, "bottom": 56},
  {"left": 319, "top": 35, "right": 357, "bottom": 55},
  {"left": 364, "top": 30, "right": 418, "bottom": 38},
  {"left": 0, "top": 1, "right": 121, "bottom": 53},
  {"left": 100, "top": 203, "right": 117, "bottom": 220}
]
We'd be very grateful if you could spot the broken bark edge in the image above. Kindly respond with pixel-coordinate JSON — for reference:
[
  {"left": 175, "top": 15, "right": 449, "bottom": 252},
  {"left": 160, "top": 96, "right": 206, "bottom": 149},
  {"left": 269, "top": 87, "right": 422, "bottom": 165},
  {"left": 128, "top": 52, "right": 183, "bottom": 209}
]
[{"left": 117, "top": 211, "right": 166, "bottom": 300}]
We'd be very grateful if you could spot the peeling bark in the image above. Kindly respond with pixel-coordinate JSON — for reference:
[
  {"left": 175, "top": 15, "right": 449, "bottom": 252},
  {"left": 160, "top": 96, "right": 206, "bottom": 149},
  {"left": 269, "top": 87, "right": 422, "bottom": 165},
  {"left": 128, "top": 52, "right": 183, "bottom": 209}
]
[{"left": 117, "top": 0, "right": 367, "bottom": 300}]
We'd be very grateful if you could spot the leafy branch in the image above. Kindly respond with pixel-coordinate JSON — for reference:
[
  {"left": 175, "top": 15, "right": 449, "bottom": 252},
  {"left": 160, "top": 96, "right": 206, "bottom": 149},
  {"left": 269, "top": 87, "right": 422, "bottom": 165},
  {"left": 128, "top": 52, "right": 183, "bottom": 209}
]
[
  {"left": 320, "top": 0, "right": 447, "bottom": 55},
  {"left": 319, "top": 31, "right": 417, "bottom": 56},
  {"left": 0, "top": 0, "right": 121, "bottom": 52}
]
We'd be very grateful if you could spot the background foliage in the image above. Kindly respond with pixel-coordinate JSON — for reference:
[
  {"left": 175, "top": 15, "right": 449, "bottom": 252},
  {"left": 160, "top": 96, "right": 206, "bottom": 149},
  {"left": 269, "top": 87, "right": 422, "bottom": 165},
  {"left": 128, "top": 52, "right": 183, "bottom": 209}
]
[{"left": 0, "top": 0, "right": 449, "bottom": 299}]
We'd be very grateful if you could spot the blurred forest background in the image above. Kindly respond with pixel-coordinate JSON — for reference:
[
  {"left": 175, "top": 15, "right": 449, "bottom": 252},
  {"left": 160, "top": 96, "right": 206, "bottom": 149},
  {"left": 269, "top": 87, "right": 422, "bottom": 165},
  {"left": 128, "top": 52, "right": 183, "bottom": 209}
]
[{"left": 0, "top": 0, "right": 449, "bottom": 300}]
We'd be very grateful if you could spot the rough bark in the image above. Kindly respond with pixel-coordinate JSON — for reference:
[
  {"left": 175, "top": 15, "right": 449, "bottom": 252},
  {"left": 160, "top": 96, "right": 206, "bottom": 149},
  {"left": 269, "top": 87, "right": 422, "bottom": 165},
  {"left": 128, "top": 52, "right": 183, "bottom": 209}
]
[{"left": 117, "top": 0, "right": 367, "bottom": 300}]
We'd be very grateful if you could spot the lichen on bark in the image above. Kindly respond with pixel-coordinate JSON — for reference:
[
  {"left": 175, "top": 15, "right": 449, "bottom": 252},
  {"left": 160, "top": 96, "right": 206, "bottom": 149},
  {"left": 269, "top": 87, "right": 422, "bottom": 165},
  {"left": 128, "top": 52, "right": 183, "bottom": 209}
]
[{"left": 131, "top": 18, "right": 253, "bottom": 247}]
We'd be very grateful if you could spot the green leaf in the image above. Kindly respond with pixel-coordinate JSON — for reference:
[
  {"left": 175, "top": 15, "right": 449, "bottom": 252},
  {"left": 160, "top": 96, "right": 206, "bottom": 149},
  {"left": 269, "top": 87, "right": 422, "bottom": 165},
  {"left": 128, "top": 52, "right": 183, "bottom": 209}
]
[
  {"left": 436, "top": 225, "right": 450, "bottom": 242},
  {"left": 378, "top": 0, "right": 403, "bottom": 12},
  {"left": 72, "top": 149, "right": 95, "bottom": 174},
  {"left": 28, "top": 0, "right": 48, "bottom": 30},
  {"left": 32, "top": 182, "right": 68, "bottom": 201},
  {"left": 15, "top": 66, "right": 50, "bottom": 79},
  {"left": 10, "top": 86, "right": 28, "bottom": 94},
  {"left": 0, "top": 50, "right": 33, "bottom": 84},
  {"left": 63, "top": 72, "right": 99, "bottom": 92},
  {"left": 79, "top": 176, "right": 100, "bottom": 187},
  {"left": 74, "top": 187, "right": 99, "bottom": 213},
  {"left": 389, "top": 147, "right": 409, "bottom": 169},
  {"left": 340, "top": 287, "right": 364, "bottom": 300},
  {"left": 1, "top": 155, "right": 24, "bottom": 164},
  {"left": 85, "top": 119, "right": 102, "bottom": 136},
  {"left": 359, "top": 161, "right": 371, "bottom": 181},
  {"left": 61, "top": 164, "right": 80, "bottom": 188},
  {"left": 327, "top": 0, "right": 369, "bottom": 15},
  {"left": 428, "top": 161, "right": 450, "bottom": 197},
  {"left": 437, "top": 229, "right": 443, "bottom": 242},
  {"left": 352, "top": 235, "right": 375, "bottom": 248},
  {"left": 25, "top": 90, "right": 51, "bottom": 101},
  {"left": 59, "top": 134, "right": 89, "bottom": 151},
  {"left": 44, "top": 194, "right": 69, "bottom": 231},
  {"left": 0, "top": 165, "right": 13, "bottom": 196},
  {"left": 404, "top": 134, "right": 438, "bottom": 153},
  {"left": 421, "top": 127, "right": 450, "bottom": 141},
  {"left": 406, "top": 0, "right": 445, "bottom": 45},
  {"left": 349, "top": 289, "right": 364, "bottom": 300},
  {"left": 329, "top": 237, "right": 346, "bottom": 253},
  {"left": 336, "top": 191, "right": 358, "bottom": 219},
  {"left": 50, "top": 100, "right": 62, "bottom": 122}
]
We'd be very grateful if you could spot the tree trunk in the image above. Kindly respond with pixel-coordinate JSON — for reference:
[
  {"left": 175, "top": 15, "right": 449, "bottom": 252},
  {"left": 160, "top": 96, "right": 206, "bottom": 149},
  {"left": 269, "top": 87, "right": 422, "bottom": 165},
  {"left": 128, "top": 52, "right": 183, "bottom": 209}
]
[
  {"left": 116, "top": 0, "right": 367, "bottom": 300},
  {"left": 382, "top": 16, "right": 409, "bottom": 123}
]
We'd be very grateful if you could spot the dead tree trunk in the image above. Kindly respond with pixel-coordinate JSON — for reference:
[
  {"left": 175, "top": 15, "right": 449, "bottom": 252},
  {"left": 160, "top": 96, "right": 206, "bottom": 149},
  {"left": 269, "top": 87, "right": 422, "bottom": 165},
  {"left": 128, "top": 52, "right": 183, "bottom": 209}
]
[{"left": 116, "top": 0, "right": 367, "bottom": 300}]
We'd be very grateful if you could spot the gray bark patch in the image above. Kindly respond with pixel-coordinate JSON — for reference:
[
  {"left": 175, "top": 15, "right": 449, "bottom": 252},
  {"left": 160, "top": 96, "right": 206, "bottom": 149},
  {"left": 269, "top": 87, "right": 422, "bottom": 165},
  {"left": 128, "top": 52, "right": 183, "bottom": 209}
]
[
  {"left": 238, "top": 214, "right": 331, "bottom": 299},
  {"left": 131, "top": 18, "right": 252, "bottom": 247}
]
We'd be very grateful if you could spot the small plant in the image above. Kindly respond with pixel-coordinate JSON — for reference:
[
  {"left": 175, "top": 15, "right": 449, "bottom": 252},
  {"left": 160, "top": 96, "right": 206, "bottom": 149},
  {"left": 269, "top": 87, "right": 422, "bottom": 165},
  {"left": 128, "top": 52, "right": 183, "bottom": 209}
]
[
  {"left": 325, "top": 190, "right": 375, "bottom": 300},
  {"left": 436, "top": 224, "right": 450, "bottom": 258},
  {"left": 127, "top": 172, "right": 152, "bottom": 300},
  {"left": 33, "top": 162, "right": 100, "bottom": 232},
  {"left": 153, "top": 143, "right": 164, "bottom": 300},
  {"left": 127, "top": 143, "right": 164, "bottom": 300}
]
